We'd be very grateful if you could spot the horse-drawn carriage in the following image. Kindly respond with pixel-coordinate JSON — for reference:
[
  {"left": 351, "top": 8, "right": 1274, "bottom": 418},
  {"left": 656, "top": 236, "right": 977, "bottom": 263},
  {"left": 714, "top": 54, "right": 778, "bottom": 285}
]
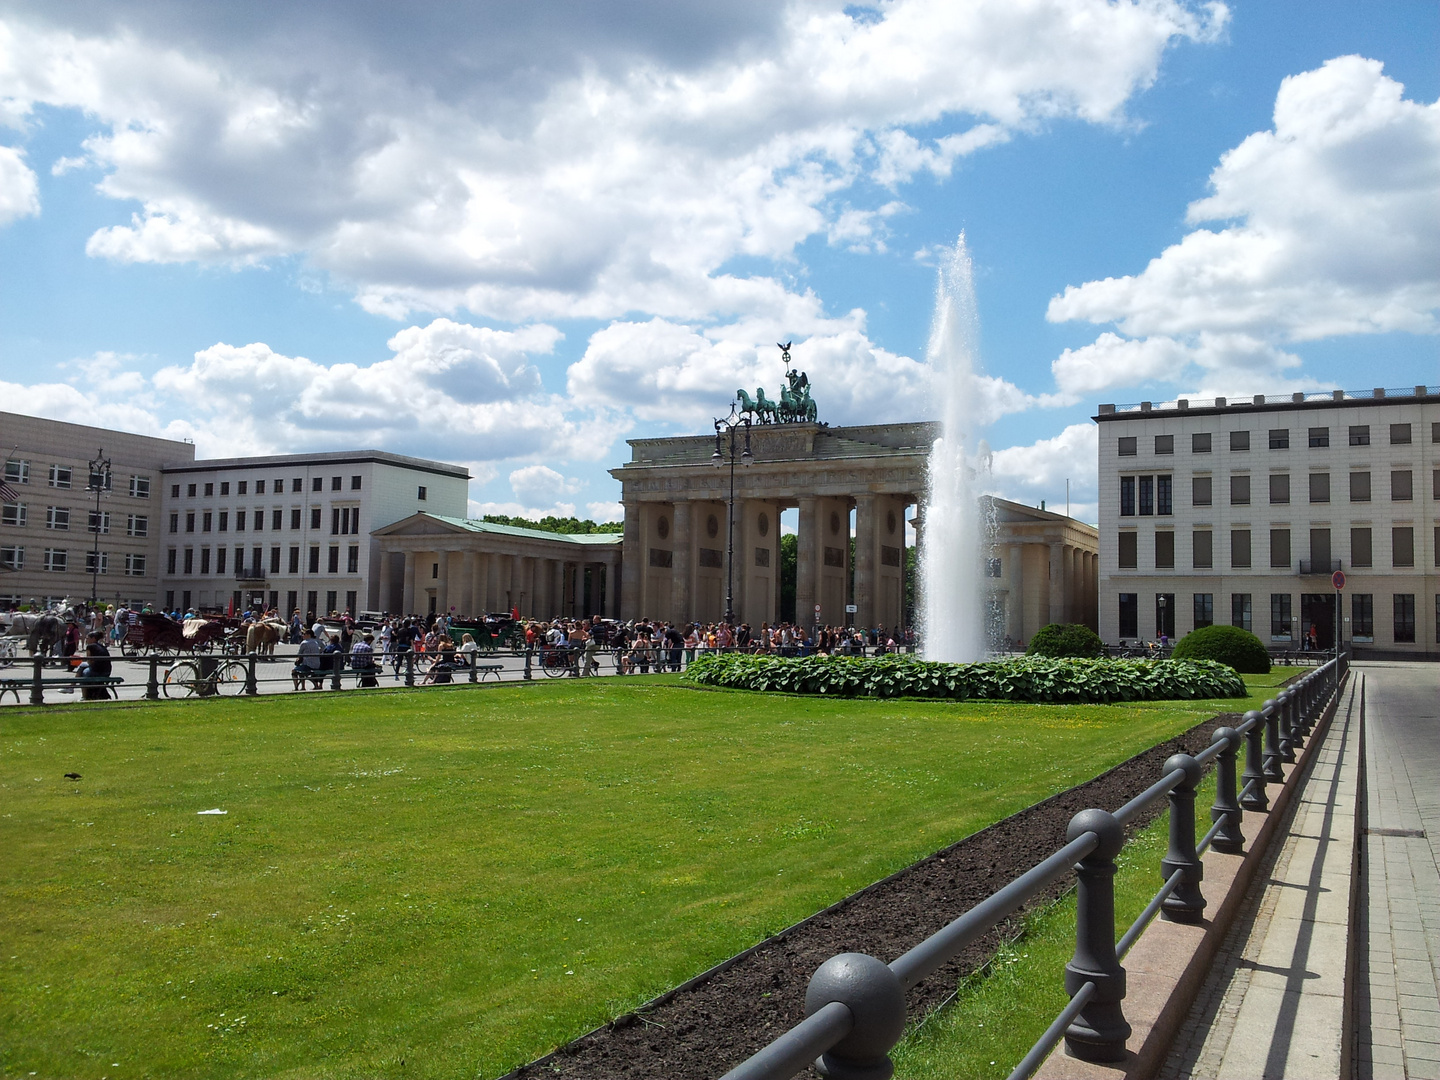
[
  {"left": 120, "top": 612, "right": 240, "bottom": 658},
  {"left": 445, "top": 615, "right": 526, "bottom": 654}
]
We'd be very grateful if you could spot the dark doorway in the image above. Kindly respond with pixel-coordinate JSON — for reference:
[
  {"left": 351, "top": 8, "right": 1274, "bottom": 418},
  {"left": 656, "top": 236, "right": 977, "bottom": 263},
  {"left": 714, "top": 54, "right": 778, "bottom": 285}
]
[{"left": 1300, "top": 593, "right": 1336, "bottom": 650}]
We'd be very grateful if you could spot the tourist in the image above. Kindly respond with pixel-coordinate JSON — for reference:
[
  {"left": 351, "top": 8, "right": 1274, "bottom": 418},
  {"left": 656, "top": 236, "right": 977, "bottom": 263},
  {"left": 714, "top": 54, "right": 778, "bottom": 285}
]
[
  {"left": 69, "top": 630, "right": 112, "bottom": 700},
  {"left": 458, "top": 632, "right": 478, "bottom": 670},
  {"left": 351, "top": 633, "right": 379, "bottom": 688},
  {"left": 292, "top": 628, "right": 323, "bottom": 690}
]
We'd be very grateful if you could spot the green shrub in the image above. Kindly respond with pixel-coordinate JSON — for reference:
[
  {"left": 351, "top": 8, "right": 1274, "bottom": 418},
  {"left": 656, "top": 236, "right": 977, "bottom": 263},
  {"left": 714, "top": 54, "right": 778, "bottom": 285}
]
[
  {"left": 1026, "top": 623, "right": 1104, "bottom": 659},
  {"left": 683, "top": 653, "right": 1245, "bottom": 704},
  {"left": 1171, "top": 625, "right": 1271, "bottom": 674}
]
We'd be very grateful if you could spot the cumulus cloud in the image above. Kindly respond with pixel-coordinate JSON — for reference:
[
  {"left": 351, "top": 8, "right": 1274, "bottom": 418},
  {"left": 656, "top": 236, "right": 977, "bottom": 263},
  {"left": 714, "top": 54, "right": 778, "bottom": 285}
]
[
  {"left": 988, "top": 422, "right": 1098, "bottom": 521},
  {"left": 509, "top": 465, "right": 584, "bottom": 506},
  {"left": 0, "top": 143, "right": 39, "bottom": 224},
  {"left": 1048, "top": 56, "right": 1440, "bottom": 398},
  {"left": 0, "top": 0, "right": 1225, "bottom": 320}
]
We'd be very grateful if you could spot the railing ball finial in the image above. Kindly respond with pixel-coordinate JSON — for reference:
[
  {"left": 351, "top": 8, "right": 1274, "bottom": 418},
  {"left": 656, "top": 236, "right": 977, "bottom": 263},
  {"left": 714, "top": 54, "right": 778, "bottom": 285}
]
[
  {"left": 1066, "top": 807, "right": 1124, "bottom": 859},
  {"left": 804, "top": 952, "right": 906, "bottom": 1080}
]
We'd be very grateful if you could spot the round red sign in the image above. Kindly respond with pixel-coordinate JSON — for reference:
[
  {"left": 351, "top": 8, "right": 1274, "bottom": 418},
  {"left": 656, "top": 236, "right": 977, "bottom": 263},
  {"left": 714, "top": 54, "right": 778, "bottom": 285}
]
[{"left": 1332, "top": 570, "right": 1346, "bottom": 590}]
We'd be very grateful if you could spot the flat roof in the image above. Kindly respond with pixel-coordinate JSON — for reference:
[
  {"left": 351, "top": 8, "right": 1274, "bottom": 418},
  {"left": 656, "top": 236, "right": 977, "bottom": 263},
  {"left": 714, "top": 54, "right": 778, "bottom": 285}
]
[
  {"left": 1094, "top": 385, "right": 1438, "bottom": 423},
  {"left": 162, "top": 449, "right": 470, "bottom": 480}
]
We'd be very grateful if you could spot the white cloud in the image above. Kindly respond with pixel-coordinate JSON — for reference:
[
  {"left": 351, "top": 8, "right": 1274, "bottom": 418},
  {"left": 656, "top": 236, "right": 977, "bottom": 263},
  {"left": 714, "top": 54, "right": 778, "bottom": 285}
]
[
  {"left": 1048, "top": 56, "right": 1440, "bottom": 396},
  {"left": 988, "top": 422, "right": 1097, "bottom": 518},
  {"left": 0, "top": 143, "right": 39, "bottom": 224},
  {"left": 585, "top": 501, "right": 624, "bottom": 524},
  {"left": 509, "top": 464, "right": 583, "bottom": 505},
  {"left": 0, "top": 1, "right": 1226, "bottom": 321}
]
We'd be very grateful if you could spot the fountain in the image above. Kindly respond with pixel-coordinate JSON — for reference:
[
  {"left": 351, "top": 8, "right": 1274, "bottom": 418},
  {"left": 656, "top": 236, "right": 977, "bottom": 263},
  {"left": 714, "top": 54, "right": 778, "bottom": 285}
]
[{"left": 920, "top": 235, "right": 992, "bottom": 662}]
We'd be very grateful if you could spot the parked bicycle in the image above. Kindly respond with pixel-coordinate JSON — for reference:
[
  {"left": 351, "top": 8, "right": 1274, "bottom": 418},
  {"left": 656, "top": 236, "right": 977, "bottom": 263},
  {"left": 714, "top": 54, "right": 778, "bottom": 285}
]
[{"left": 162, "top": 657, "right": 249, "bottom": 698}]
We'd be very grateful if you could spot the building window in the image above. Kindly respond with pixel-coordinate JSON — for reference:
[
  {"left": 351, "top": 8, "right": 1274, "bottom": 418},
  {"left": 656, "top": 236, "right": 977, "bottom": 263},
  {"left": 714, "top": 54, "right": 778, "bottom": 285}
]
[
  {"left": 347, "top": 545, "right": 359, "bottom": 574},
  {"left": 1269, "top": 473, "right": 1290, "bottom": 504},
  {"left": 1310, "top": 528, "right": 1331, "bottom": 571},
  {"left": 183, "top": 548, "right": 194, "bottom": 574},
  {"left": 310, "top": 506, "right": 321, "bottom": 529},
  {"left": 1155, "top": 531, "right": 1175, "bottom": 568},
  {"left": 1433, "top": 422, "right": 1440, "bottom": 443},
  {"left": 0, "top": 546, "right": 23, "bottom": 570},
  {"left": 45, "top": 506, "right": 70, "bottom": 530},
  {"left": 417, "top": 486, "right": 428, "bottom": 501},
  {"left": 1434, "top": 470, "right": 1440, "bottom": 500},
  {"left": 351, "top": 475, "right": 362, "bottom": 490},
  {"left": 168, "top": 512, "right": 179, "bottom": 533},
  {"left": 1349, "top": 472, "right": 1370, "bottom": 502},
  {"left": 1156, "top": 475, "right": 1172, "bottom": 515},
  {"left": 215, "top": 547, "right": 226, "bottom": 575},
  {"left": 1435, "top": 596, "right": 1440, "bottom": 642},
  {"left": 256, "top": 480, "right": 266, "bottom": 495},
  {"left": 1270, "top": 529, "right": 1291, "bottom": 569},
  {"left": 1231, "top": 594, "right": 1252, "bottom": 631},
  {"left": 1155, "top": 594, "right": 1175, "bottom": 639},
  {"left": 1230, "top": 430, "right": 1249, "bottom": 451},
  {"left": 166, "top": 549, "right": 176, "bottom": 574},
  {"left": 1118, "top": 437, "right": 1137, "bottom": 457},
  {"left": 273, "top": 479, "right": 284, "bottom": 493},
  {"left": 1270, "top": 593, "right": 1293, "bottom": 639},
  {"left": 4, "top": 459, "right": 29, "bottom": 484},
  {"left": 1118, "top": 594, "right": 1138, "bottom": 639},
  {"left": 431, "top": 561, "right": 439, "bottom": 579},
  {"left": 253, "top": 509, "right": 263, "bottom": 532},
  {"left": 309, "top": 546, "right": 320, "bottom": 573},
  {"left": 1117, "top": 532, "right": 1137, "bottom": 569},
  {"left": 1192, "top": 476, "right": 1211, "bottom": 506},
  {"left": 47, "top": 465, "right": 73, "bottom": 489},
  {"left": 202, "top": 511, "right": 212, "bottom": 532},
  {"left": 129, "top": 475, "right": 150, "bottom": 498},
  {"left": 1231, "top": 530, "right": 1251, "bottom": 569},
  {"left": 1120, "top": 476, "right": 1135, "bottom": 516},
  {"left": 236, "top": 509, "right": 247, "bottom": 531},
  {"left": 186, "top": 483, "right": 196, "bottom": 497},
  {"left": 218, "top": 511, "right": 228, "bottom": 532},
  {"left": 124, "top": 553, "right": 146, "bottom": 576},
  {"left": 200, "top": 548, "right": 211, "bottom": 575},
  {"left": 290, "top": 508, "right": 301, "bottom": 530},
  {"left": 44, "top": 548, "right": 68, "bottom": 572},
  {"left": 288, "top": 546, "right": 300, "bottom": 574},
  {"left": 1193, "top": 594, "right": 1214, "bottom": 629},
  {"left": 238, "top": 480, "right": 248, "bottom": 495},
  {"left": 312, "top": 476, "right": 323, "bottom": 492},
  {"left": 1192, "top": 432, "right": 1211, "bottom": 454},
  {"left": 271, "top": 509, "right": 283, "bottom": 530},
  {"left": 270, "top": 546, "right": 282, "bottom": 574},
  {"left": 1139, "top": 476, "right": 1154, "bottom": 515},
  {"left": 1155, "top": 434, "right": 1174, "bottom": 455},
  {"left": 1193, "top": 530, "right": 1213, "bottom": 568},
  {"left": 1308, "top": 427, "right": 1329, "bottom": 448},
  {"left": 170, "top": 483, "right": 180, "bottom": 498},
  {"left": 325, "top": 590, "right": 338, "bottom": 614},
  {"left": 220, "top": 481, "right": 230, "bottom": 496},
  {"left": 1351, "top": 528, "right": 1372, "bottom": 568},
  {"left": 1390, "top": 422, "right": 1411, "bottom": 445},
  {"left": 202, "top": 482, "right": 213, "bottom": 497},
  {"left": 1394, "top": 594, "right": 1416, "bottom": 643},
  {"left": 1348, "top": 425, "right": 1370, "bottom": 446},
  {"left": 345, "top": 590, "right": 357, "bottom": 613},
  {"left": 1309, "top": 473, "right": 1330, "bottom": 503},
  {"left": 1230, "top": 475, "right": 1250, "bottom": 505},
  {"left": 1, "top": 502, "right": 25, "bottom": 526},
  {"left": 1391, "top": 470, "right": 1413, "bottom": 501},
  {"left": 1268, "top": 428, "right": 1289, "bottom": 449},
  {"left": 184, "top": 512, "right": 195, "bottom": 533},
  {"left": 332, "top": 507, "right": 341, "bottom": 535},
  {"left": 292, "top": 478, "right": 303, "bottom": 493},
  {"left": 1392, "top": 527, "right": 1414, "bottom": 568},
  {"left": 1351, "top": 593, "right": 1373, "bottom": 639},
  {"left": 331, "top": 476, "right": 342, "bottom": 491}
]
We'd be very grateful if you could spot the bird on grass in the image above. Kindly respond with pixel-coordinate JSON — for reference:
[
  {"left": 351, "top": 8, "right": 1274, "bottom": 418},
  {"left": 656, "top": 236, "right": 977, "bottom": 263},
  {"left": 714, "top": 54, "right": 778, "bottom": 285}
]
[{"left": 64, "top": 772, "right": 81, "bottom": 780}]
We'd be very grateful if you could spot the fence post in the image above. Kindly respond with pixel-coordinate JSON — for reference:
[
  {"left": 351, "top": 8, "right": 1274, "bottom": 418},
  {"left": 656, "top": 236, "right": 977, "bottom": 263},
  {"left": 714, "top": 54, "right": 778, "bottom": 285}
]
[
  {"left": 1276, "top": 690, "right": 1296, "bottom": 764},
  {"left": 29, "top": 655, "right": 44, "bottom": 705},
  {"left": 1064, "top": 809, "right": 1131, "bottom": 1062},
  {"left": 330, "top": 650, "right": 343, "bottom": 690},
  {"left": 145, "top": 655, "right": 160, "bottom": 700},
  {"left": 1261, "top": 699, "right": 1285, "bottom": 782},
  {"left": 1287, "top": 686, "right": 1305, "bottom": 752},
  {"left": 803, "top": 953, "right": 906, "bottom": 1079},
  {"left": 404, "top": 649, "right": 415, "bottom": 687},
  {"left": 523, "top": 647, "right": 533, "bottom": 681},
  {"left": 244, "top": 653, "right": 259, "bottom": 696},
  {"left": 1161, "top": 754, "right": 1206, "bottom": 922},
  {"left": 1240, "top": 710, "right": 1268, "bottom": 812},
  {"left": 1210, "top": 727, "right": 1245, "bottom": 853},
  {"left": 468, "top": 656, "right": 477, "bottom": 683}
]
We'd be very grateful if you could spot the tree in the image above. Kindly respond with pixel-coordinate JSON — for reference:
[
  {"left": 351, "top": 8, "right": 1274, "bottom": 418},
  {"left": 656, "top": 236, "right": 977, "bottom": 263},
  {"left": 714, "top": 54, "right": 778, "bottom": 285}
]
[{"left": 481, "top": 515, "right": 622, "bottom": 535}]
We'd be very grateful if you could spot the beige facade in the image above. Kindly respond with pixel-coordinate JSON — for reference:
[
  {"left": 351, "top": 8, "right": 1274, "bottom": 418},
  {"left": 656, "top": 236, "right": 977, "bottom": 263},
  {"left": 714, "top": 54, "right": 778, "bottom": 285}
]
[
  {"left": 1, "top": 412, "right": 194, "bottom": 608},
  {"left": 1095, "top": 386, "right": 1439, "bottom": 657},
  {"left": 372, "top": 514, "right": 622, "bottom": 619},
  {"left": 612, "top": 421, "right": 1098, "bottom": 636}
]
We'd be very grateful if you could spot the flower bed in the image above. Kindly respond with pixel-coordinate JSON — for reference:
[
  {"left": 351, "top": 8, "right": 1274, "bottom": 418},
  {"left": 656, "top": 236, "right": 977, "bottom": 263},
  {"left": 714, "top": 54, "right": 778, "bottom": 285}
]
[{"left": 683, "top": 653, "right": 1246, "bottom": 703}]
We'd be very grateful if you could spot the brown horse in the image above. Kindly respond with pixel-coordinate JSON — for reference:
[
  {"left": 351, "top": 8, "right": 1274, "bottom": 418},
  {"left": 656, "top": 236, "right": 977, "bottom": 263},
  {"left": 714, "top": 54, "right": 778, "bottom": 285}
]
[{"left": 246, "top": 619, "right": 286, "bottom": 656}]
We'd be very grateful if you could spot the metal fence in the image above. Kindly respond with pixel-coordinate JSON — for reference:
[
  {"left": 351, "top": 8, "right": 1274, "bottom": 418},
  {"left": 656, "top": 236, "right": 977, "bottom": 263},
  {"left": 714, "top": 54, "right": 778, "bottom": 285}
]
[{"left": 718, "top": 652, "right": 1348, "bottom": 1080}]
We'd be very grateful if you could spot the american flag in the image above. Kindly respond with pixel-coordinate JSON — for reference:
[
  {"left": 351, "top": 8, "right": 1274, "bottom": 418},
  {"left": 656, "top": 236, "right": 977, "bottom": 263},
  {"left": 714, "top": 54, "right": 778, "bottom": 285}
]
[{"left": 0, "top": 479, "right": 19, "bottom": 503}]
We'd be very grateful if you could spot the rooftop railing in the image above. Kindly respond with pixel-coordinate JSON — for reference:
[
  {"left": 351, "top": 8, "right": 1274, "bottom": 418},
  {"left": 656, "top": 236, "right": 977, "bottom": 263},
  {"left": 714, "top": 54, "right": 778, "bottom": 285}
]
[
  {"left": 1098, "top": 385, "right": 1438, "bottom": 415},
  {"left": 718, "top": 654, "right": 1348, "bottom": 1080}
]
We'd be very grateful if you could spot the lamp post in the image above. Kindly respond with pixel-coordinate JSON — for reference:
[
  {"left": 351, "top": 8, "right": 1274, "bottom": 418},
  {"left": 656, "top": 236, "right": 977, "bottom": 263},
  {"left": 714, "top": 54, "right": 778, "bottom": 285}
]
[
  {"left": 86, "top": 449, "right": 111, "bottom": 608},
  {"left": 712, "top": 404, "right": 754, "bottom": 626},
  {"left": 1157, "top": 592, "right": 1167, "bottom": 646}
]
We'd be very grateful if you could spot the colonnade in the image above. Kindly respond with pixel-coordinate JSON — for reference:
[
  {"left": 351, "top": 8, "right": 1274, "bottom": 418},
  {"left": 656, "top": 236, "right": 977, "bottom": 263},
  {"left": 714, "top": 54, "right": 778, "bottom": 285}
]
[
  {"left": 999, "top": 540, "right": 1100, "bottom": 643},
  {"left": 378, "top": 547, "right": 620, "bottom": 620}
]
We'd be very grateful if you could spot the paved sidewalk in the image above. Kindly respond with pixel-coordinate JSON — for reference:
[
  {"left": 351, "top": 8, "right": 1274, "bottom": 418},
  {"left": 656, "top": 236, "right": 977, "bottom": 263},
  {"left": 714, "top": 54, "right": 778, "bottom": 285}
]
[
  {"left": 1161, "top": 672, "right": 1362, "bottom": 1078},
  {"left": 1354, "top": 661, "right": 1440, "bottom": 1079}
]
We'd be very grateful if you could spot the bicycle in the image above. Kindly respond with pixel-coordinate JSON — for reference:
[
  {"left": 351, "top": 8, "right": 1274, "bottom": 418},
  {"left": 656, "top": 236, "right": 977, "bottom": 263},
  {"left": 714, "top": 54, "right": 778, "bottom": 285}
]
[
  {"left": 539, "top": 645, "right": 578, "bottom": 677},
  {"left": 162, "top": 657, "right": 249, "bottom": 698}
]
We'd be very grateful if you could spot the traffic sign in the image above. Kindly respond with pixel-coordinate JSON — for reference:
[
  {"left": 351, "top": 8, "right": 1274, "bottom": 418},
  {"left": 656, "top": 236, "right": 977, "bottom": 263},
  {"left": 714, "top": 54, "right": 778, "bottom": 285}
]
[
  {"left": 1332, "top": 570, "right": 1345, "bottom": 590},
  {"left": 814, "top": 604, "right": 821, "bottom": 614},
  {"left": 845, "top": 604, "right": 858, "bottom": 613}
]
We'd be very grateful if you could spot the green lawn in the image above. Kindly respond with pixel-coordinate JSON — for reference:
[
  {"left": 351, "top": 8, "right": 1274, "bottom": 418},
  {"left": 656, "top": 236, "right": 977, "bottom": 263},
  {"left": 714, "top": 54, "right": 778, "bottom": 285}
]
[{"left": 0, "top": 674, "right": 1286, "bottom": 1079}]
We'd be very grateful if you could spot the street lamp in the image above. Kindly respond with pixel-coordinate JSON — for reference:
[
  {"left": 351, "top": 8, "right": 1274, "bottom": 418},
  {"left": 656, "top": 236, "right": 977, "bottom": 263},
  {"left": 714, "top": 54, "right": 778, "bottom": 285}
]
[
  {"left": 1157, "top": 593, "right": 1167, "bottom": 646},
  {"left": 86, "top": 448, "right": 112, "bottom": 608},
  {"left": 712, "top": 403, "right": 754, "bottom": 626}
]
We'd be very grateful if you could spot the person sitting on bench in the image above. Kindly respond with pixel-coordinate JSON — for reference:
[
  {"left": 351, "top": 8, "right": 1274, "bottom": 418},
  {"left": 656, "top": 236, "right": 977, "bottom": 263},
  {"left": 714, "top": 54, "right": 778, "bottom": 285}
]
[
  {"left": 292, "top": 628, "right": 324, "bottom": 690},
  {"left": 74, "top": 630, "right": 113, "bottom": 700}
]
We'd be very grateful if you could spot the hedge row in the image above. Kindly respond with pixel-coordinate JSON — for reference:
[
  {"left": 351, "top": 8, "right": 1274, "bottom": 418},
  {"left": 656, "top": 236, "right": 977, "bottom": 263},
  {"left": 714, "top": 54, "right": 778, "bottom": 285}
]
[{"left": 683, "top": 652, "right": 1247, "bottom": 704}]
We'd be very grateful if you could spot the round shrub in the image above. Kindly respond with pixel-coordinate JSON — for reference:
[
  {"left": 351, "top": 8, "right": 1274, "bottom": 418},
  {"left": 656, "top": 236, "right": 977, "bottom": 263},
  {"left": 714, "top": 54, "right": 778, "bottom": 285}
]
[
  {"left": 1026, "top": 623, "right": 1104, "bottom": 659},
  {"left": 1172, "top": 624, "right": 1270, "bottom": 674}
]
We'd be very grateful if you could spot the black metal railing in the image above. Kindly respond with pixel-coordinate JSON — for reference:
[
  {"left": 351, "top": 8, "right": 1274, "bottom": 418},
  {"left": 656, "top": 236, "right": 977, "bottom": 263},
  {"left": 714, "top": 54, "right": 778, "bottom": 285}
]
[
  {"left": 1297, "top": 558, "right": 1342, "bottom": 575},
  {"left": 718, "top": 652, "right": 1348, "bottom": 1080},
  {"left": 234, "top": 567, "right": 267, "bottom": 581}
]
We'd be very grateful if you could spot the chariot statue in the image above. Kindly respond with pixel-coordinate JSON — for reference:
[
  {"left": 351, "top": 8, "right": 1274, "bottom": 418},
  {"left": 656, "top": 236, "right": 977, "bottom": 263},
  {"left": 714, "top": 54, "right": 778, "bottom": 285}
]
[{"left": 736, "top": 341, "right": 818, "bottom": 425}]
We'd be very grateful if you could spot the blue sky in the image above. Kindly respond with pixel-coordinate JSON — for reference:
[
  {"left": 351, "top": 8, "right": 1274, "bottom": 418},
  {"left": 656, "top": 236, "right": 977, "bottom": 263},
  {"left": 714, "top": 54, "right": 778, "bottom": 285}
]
[{"left": 0, "top": 0, "right": 1435, "bottom": 523}]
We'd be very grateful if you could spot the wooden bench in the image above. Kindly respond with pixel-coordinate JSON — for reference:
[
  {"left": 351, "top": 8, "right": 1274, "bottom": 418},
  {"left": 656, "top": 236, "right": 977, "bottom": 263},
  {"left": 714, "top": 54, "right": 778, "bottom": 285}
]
[{"left": 0, "top": 676, "right": 125, "bottom": 703}]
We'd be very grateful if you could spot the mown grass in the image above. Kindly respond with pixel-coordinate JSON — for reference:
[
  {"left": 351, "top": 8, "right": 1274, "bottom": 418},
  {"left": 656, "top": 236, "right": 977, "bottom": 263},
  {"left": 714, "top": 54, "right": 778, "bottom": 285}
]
[
  {"left": 893, "top": 667, "right": 1300, "bottom": 1079},
  {"left": 0, "top": 672, "right": 1290, "bottom": 1079}
]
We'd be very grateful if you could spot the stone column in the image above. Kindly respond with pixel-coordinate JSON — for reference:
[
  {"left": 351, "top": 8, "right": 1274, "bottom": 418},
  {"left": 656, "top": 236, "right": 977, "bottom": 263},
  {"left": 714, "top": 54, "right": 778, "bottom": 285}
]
[
  {"left": 853, "top": 493, "right": 878, "bottom": 629},
  {"left": 549, "top": 559, "right": 563, "bottom": 619},
  {"left": 796, "top": 496, "right": 818, "bottom": 629},
  {"left": 1007, "top": 543, "right": 1025, "bottom": 642},
  {"left": 435, "top": 550, "right": 452, "bottom": 616},
  {"left": 671, "top": 501, "right": 692, "bottom": 627},
  {"left": 378, "top": 547, "right": 395, "bottom": 614},
  {"left": 401, "top": 549, "right": 417, "bottom": 615},
  {"left": 1048, "top": 541, "right": 1066, "bottom": 627},
  {"left": 605, "top": 555, "right": 620, "bottom": 618},
  {"left": 620, "top": 501, "right": 642, "bottom": 621}
]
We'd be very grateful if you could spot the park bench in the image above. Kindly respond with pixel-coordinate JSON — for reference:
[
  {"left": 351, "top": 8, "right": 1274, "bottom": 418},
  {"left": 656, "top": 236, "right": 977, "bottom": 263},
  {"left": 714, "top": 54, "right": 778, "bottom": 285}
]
[{"left": 0, "top": 676, "right": 125, "bottom": 703}]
